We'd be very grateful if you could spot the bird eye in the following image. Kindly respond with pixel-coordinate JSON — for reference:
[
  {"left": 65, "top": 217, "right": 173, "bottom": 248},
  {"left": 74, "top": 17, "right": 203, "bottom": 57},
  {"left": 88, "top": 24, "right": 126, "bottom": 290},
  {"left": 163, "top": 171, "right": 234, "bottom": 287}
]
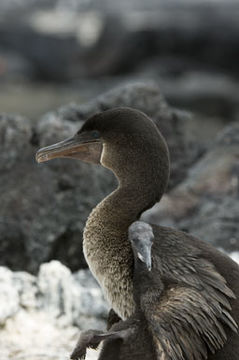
[{"left": 91, "top": 130, "right": 100, "bottom": 139}]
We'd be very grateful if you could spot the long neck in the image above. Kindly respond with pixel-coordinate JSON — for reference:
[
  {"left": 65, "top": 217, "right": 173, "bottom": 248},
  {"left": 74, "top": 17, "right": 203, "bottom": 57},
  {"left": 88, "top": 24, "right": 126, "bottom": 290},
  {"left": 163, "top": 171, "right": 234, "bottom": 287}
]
[
  {"left": 98, "top": 130, "right": 170, "bottom": 225},
  {"left": 83, "top": 178, "right": 161, "bottom": 318},
  {"left": 99, "top": 184, "right": 157, "bottom": 228},
  {"left": 133, "top": 260, "right": 152, "bottom": 306},
  {"left": 84, "top": 182, "right": 155, "bottom": 259},
  {"left": 83, "top": 140, "right": 169, "bottom": 319},
  {"left": 105, "top": 149, "right": 169, "bottom": 226},
  {"left": 133, "top": 258, "right": 164, "bottom": 318}
]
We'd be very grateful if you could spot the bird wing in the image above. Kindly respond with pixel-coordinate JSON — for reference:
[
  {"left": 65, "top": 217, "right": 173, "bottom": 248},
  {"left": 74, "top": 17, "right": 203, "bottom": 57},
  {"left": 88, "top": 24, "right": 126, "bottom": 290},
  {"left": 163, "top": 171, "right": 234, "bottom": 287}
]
[
  {"left": 144, "top": 285, "right": 236, "bottom": 360},
  {"left": 141, "top": 261, "right": 238, "bottom": 360},
  {"left": 144, "top": 226, "right": 238, "bottom": 359}
]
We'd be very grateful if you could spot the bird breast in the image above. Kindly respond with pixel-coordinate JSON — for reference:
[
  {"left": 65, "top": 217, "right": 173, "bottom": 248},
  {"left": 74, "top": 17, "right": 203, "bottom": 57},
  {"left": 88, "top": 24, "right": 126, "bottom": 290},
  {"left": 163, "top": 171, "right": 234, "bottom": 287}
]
[{"left": 83, "top": 201, "right": 135, "bottom": 320}]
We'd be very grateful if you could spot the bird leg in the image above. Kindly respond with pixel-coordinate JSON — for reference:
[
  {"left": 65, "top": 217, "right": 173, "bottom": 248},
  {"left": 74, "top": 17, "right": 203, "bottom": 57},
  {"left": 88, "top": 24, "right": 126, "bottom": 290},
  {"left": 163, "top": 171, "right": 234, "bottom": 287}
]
[{"left": 71, "top": 329, "right": 104, "bottom": 360}]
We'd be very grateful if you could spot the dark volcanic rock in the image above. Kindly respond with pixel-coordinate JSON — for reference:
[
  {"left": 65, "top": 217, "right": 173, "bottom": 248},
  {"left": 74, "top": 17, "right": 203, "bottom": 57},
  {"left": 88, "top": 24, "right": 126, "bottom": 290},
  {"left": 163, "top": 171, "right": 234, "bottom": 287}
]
[
  {"left": 183, "top": 196, "right": 239, "bottom": 253},
  {"left": 157, "top": 72, "right": 239, "bottom": 119},
  {"left": 0, "top": 114, "right": 33, "bottom": 269},
  {"left": 0, "top": 83, "right": 206, "bottom": 272},
  {"left": 143, "top": 122, "right": 239, "bottom": 252},
  {"left": 0, "top": 113, "right": 115, "bottom": 273}
]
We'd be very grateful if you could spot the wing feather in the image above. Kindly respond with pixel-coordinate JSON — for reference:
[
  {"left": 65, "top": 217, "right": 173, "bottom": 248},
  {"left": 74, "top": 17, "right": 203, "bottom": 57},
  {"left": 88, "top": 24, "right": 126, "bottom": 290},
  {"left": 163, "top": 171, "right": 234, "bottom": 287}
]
[
  {"left": 141, "top": 264, "right": 237, "bottom": 360},
  {"left": 131, "top": 225, "right": 238, "bottom": 359},
  {"left": 143, "top": 287, "right": 227, "bottom": 359}
]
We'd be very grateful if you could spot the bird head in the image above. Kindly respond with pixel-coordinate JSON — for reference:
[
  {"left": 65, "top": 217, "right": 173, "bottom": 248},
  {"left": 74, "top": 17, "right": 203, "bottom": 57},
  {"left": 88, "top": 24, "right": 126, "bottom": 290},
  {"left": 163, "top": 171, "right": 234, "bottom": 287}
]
[
  {"left": 128, "top": 221, "right": 154, "bottom": 271},
  {"left": 36, "top": 107, "right": 169, "bottom": 195}
]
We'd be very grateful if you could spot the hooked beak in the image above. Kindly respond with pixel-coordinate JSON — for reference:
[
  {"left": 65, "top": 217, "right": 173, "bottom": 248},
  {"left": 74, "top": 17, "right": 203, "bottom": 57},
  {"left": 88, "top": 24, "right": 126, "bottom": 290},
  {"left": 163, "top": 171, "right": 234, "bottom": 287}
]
[
  {"left": 137, "top": 246, "right": 152, "bottom": 271},
  {"left": 35, "top": 132, "right": 103, "bottom": 165}
]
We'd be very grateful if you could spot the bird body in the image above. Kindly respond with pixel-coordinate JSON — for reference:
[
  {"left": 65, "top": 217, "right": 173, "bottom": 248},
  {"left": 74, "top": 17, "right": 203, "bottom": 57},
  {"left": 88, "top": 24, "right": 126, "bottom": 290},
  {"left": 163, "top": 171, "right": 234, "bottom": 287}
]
[
  {"left": 84, "top": 196, "right": 239, "bottom": 359},
  {"left": 71, "top": 221, "right": 157, "bottom": 360},
  {"left": 36, "top": 107, "right": 239, "bottom": 359}
]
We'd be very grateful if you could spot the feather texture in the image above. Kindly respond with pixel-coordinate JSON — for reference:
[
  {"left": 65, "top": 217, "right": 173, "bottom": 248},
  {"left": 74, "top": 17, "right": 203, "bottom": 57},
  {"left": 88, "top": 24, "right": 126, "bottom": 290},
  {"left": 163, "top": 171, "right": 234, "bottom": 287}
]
[{"left": 137, "top": 225, "right": 239, "bottom": 360}]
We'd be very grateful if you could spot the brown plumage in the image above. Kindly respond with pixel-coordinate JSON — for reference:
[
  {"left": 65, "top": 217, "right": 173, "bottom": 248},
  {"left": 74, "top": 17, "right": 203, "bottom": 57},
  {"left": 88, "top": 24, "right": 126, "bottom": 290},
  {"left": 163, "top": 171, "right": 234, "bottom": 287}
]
[
  {"left": 144, "top": 226, "right": 238, "bottom": 359},
  {"left": 36, "top": 107, "right": 239, "bottom": 359},
  {"left": 128, "top": 221, "right": 238, "bottom": 360},
  {"left": 71, "top": 221, "right": 157, "bottom": 360}
]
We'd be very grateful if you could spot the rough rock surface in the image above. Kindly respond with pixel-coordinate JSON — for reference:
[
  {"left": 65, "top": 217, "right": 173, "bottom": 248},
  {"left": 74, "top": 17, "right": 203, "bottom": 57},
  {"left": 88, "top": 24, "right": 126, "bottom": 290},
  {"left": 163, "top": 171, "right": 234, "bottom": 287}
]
[
  {"left": 0, "top": 267, "right": 19, "bottom": 325},
  {"left": 0, "top": 112, "right": 115, "bottom": 273},
  {"left": 0, "top": 261, "right": 108, "bottom": 359},
  {"left": 142, "top": 122, "right": 239, "bottom": 252},
  {"left": 0, "top": 82, "right": 205, "bottom": 273},
  {"left": 0, "top": 261, "right": 108, "bottom": 329},
  {"left": 0, "top": 312, "right": 79, "bottom": 360}
]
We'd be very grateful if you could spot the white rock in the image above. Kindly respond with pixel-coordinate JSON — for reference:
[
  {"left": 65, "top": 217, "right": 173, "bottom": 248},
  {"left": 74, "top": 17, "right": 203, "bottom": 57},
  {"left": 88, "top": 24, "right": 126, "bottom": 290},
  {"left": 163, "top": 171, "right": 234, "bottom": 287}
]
[
  {"left": 0, "top": 267, "right": 19, "bottom": 325},
  {"left": 72, "top": 269, "right": 109, "bottom": 320},
  {"left": 0, "top": 309, "right": 78, "bottom": 360},
  {"left": 37, "top": 261, "right": 108, "bottom": 328},
  {"left": 0, "top": 262, "right": 107, "bottom": 360},
  {"left": 38, "top": 260, "right": 74, "bottom": 324},
  {"left": 12, "top": 271, "right": 38, "bottom": 309}
]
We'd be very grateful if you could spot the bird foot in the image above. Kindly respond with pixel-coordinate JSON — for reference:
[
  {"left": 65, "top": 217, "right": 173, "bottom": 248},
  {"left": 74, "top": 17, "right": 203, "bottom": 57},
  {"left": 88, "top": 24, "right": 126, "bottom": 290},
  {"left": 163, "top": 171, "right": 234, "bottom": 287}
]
[
  {"left": 70, "top": 329, "right": 104, "bottom": 360},
  {"left": 70, "top": 327, "right": 135, "bottom": 360}
]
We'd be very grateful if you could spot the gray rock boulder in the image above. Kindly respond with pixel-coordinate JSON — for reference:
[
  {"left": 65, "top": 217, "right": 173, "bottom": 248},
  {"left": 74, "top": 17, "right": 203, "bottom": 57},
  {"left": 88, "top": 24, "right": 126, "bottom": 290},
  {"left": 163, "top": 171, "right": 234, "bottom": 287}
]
[
  {"left": 0, "top": 112, "right": 115, "bottom": 273},
  {"left": 0, "top": 113, "right": 35, "bottom": 270},
  {"left": 182, "top": 196, "right": 239, "bottom": 252},
  {"left": 155, "top": 71, "right": 239, "bottom": 119}
]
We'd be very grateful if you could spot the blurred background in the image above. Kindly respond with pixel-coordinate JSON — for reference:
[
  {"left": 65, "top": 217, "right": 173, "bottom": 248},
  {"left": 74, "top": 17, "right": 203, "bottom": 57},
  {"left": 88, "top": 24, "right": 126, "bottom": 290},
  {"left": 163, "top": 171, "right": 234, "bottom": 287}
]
[
  {"left": 0, "top": 0, "right": 239, "bottom": 359},
  {"left": 1, "top": 0, "right": 239, "bottom": 119}
]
